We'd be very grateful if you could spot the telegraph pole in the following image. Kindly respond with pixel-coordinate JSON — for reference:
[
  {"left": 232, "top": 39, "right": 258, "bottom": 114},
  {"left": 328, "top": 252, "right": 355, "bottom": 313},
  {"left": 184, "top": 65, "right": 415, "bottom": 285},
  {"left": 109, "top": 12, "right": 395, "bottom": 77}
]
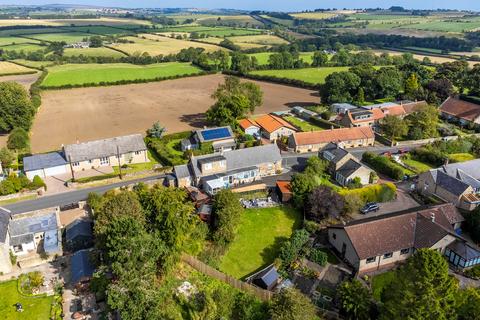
[
  {"left": 68, "top": 155, "right": 75, "bottom": 182},
  {"left": 117, "top": 145, "right": 123, "bottom": 180}
]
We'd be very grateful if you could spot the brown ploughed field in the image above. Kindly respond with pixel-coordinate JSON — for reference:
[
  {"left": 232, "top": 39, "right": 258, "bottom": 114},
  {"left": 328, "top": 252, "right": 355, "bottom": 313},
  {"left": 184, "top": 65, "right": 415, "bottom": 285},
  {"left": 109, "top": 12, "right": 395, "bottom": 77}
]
[{"left": 31, "top": 74, "right": 319, "bottom": 152}]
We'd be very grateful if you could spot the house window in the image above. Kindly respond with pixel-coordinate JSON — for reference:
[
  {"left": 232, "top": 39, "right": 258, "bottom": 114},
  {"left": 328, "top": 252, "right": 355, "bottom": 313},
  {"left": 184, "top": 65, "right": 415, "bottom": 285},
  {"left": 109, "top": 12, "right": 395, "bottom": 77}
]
[
  {"left": 332, "top": 233, "right": 336, "bottom": 240},
  {"left": 13, "top": 244, "right": 23, "bottom": 253},
  {"left": 135, "top": 151, "right": 141, "bottom": 155},
  {"left": 73, "top": 162, "right": 80, "bottom": 166},
  {"left": 366, "top": 257, "right": 376, "bottom": 264},
  {"left": 203, "top": 163, "right": 212, "bottom": 170},
  {"left": 88, "top": 160, "right": 92, "bottom": 164},
  {"left": 400, "top": 248, "right": 410, "bottom": 255},
  {"left": 100, "top": 157, "right": 109, "bottom": 165},
  {"left": 383, "top": 252, "right": 393, "bottom": 259}
]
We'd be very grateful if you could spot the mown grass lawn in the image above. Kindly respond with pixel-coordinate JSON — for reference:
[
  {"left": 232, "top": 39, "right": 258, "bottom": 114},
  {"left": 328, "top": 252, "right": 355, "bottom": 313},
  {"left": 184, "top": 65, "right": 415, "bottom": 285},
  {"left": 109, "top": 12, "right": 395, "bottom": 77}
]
[
  {"left": 41, "top": 62, "right": 202, "bottom": 87},
  {"left": 371, "top": 270, "right": 397, "bottom": 302},
  {"left": 283, "top": 116, "right": 324, "bottom": 132},
  {"left": 0, "top": 280, "right": 53, "bottom": 320},
  {"left": 402, "top": 157, "right": 434, "bottom": 173},
  {"left": 219, "top": 206, "right": 302, "bottom": 279}
]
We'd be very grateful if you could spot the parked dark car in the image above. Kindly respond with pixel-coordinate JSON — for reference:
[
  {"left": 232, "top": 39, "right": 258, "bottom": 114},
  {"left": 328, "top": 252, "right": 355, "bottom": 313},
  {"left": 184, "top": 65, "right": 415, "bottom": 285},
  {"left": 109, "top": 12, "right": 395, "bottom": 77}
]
[{"left": 360, "top": 202, "right": 380, "bottom": 214}]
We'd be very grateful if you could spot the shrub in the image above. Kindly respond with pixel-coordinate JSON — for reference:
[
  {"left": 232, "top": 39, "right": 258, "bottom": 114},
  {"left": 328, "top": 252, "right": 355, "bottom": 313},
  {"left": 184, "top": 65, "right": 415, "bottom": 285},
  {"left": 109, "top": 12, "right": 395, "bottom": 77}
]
[
  {"left": 340, "top": 183, "right": 397, "bottom": 205},
  {"left": 362, "top": 152, "right": 405, "bottom": 180},
  {"left": 9, "top": 250, "right": 16, "bottom": 265},
  {"left": 464, "top": 265, "right": 480, "bottom": 280},
  {"left": 309, "top": 249, "right": 328, "bottom": 266},
  {"left": 31, "top": 175, "right": 46, "bottom": 190},
  {"left": 7, "top": 127, "right": 29, "bottom": 150},
  {"left": 411, "top": 147, "right": 446, "bottom": 167}
]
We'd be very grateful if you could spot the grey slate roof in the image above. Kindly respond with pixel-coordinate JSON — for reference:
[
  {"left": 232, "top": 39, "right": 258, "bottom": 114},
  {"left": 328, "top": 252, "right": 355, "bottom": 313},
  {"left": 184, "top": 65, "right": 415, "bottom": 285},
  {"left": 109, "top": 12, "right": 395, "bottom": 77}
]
[
  {"left": 191, "top": 144, "right": 282, "bottom": 178},
  {"left": 23, "top": 152, "right": 67, "bottom": 172},
  {"left": 0, "top": 208, "right": 11, "bottom": 244},
  {"left": 320, "top": 143, "right": 349, "bottom": 164},
  {"left": 9, "top": 211, "right": 58, "bottom": 245},
  {"left": 439, "top": 159, "right": 480, "bottom": 180},
  {"left": 337, "top": 159, "right": 363, "bottom": 178},
  {"left": 66, "top": 219, "right": 93, "bottom": 242},
  {"left": 174, "top": 164, "right": 192, "bottom": 179},
  {"left": 64, "top": 134, "right": 146, "bottom": 163},
  {"left": 71, "top": 249, "right": 95, "bottom": 283},
  {"left": 432, "top": 169, "right": 472, "bottom": 197}
]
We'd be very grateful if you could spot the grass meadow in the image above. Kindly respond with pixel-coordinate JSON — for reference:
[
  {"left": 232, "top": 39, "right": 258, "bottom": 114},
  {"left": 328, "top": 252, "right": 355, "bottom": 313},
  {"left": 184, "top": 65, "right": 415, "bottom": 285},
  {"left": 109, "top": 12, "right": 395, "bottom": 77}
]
[
  {"left": 250, "top": 66, "right": 351, "bottom": 84},
  {"left": 41, "top": 62, "right": 202, "bottom": 87},
  {"left": 0, "top": 61, "right": 36, "bottom": 75}
]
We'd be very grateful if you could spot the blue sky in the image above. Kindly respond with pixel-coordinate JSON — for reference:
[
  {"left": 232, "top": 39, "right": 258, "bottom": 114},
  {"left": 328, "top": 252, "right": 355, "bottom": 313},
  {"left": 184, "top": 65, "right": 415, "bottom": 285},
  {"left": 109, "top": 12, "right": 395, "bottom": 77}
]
[{"left": 0, "top": 1, "right": 479, "bottom": 11}]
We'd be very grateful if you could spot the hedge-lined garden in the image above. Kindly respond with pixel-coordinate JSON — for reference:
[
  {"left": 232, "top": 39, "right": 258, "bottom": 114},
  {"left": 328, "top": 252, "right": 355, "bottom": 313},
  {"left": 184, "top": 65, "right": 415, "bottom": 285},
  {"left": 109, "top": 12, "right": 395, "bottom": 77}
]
[{"left": 362, "top": 152, "right": 406, "bottom": 180}]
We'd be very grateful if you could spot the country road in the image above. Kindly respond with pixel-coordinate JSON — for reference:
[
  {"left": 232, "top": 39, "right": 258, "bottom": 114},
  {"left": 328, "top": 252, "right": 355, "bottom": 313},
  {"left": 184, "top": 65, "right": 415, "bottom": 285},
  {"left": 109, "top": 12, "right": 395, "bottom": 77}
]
[{"left": 3, "top": 174, "right": 166, "bottom": 214}]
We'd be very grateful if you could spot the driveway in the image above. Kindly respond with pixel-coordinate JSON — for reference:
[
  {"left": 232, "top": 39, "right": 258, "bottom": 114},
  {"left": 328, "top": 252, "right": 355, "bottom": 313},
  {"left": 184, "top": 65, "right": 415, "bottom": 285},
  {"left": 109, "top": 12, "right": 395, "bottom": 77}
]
[{"left": 352, "top": 187, "right": 420, "bottom": 220}]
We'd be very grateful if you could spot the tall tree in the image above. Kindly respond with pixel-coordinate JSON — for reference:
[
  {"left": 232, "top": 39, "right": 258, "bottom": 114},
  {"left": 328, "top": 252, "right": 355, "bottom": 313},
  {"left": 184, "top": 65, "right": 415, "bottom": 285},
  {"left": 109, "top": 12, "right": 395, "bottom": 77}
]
[
  {"left": 404, "top": 73, "right": 420, "bottom": 99},
  {"left": 0, "top": 82, "right": 35, "bottom": 132},
  {"left": 456, "top": 288, "right": 480, "bottom": 320},
  {"left": 406, "top": 104, "right": 439, "bottom": 139},
  {"left": 323, "top": 71, "right": 361, "bottom": 103},
  {"left": 381, "top": 249, "right": 459, "bottom": 320},
  {"left": 212, "top": 189, "right": 243, "bottom": 246},
  {"left": 269, "top": 288, "right": 318, "bottom": 320},
  {"left": 380, "top": 115, "right": 409, "bottom": 141},
  {"left": 312, "top": 51, "right": 329, "bottom": 67},
  {"left": 337, "top": 279, "right": 372, "bottom": 320},
  {"left": 308, "top": 186, "right": 345, "bottom": 221}
]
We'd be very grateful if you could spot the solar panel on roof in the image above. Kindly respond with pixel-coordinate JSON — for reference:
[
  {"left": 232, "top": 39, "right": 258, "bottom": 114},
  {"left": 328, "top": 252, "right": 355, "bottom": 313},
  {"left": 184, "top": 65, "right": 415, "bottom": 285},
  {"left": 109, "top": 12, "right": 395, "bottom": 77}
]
[{"left": 200, "top": 127, "right": 231, "bottom": 141}]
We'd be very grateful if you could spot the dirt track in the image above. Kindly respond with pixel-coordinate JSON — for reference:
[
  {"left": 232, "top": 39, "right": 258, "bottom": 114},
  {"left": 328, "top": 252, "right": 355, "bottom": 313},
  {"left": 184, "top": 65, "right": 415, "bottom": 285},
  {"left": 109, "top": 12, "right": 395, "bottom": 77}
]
[
  {"left": 0, "top": 72, "right": 39, "bottom": 90},
  {"left": 31, "top": 74, "right": 319, "bottom": 152}
]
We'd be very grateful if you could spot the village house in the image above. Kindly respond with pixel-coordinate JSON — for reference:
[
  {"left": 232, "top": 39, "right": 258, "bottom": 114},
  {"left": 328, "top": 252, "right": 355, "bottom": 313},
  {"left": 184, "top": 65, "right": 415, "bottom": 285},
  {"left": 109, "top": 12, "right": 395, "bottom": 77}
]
[
  {"left": 63, "top": 134, "right": 149, "bottom": 172},
  {"left": 328, "top": 204, "right": 471, "bottom": 275},
  {"left": 319, "top": 143, "right": 374, "bottom": 186},
  {"left": 254, "top": 114, "right": 297, "bottom": 141},
  {"left": 417, "top": 159, "right": 480, "bottom": 211},
  {"left": 181, "top": 126, "right": 236, "bottom": 152},
  {"left": 174, "top": 144, "right": 282, "bottom": 195},
  {"left": 0, "top": 207, "right": 63, "bottom": 273},
  {"left": 288, "top": 126, "right": 375, "bottom": 153},
  {"left": 440, "top": 96, "right": 480, "bottom": 127},
  {"left": 238, "top": 119, "right": 261, "bottom": 137},
  {"left": 330, "top": 103, "right": 357, "bottom": 115}
]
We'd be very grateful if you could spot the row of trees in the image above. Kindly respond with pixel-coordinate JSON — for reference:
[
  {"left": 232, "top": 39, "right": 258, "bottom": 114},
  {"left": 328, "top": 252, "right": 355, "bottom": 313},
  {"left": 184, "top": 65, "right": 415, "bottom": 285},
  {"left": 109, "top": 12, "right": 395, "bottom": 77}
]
[{"left": 337, "top": 249, "right": 480, "bottom": 320}]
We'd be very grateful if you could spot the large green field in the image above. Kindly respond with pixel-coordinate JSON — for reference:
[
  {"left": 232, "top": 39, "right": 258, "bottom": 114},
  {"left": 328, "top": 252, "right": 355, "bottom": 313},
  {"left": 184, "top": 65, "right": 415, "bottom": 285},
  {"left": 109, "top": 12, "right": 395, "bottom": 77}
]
[
  {"left": 24, "top": 32, "right": 92, "bottom": 43},
  {"left": 1, "top": 43, "right": 45, "bottom": 52},
  {"left": 250, "top": 66, "right": 351, "bottom": 84},
  {"left": 248, "top": 52, "right": 316, "bottom": 65},
  {"left": 0, "top": 280, "right": 53, "bottom": 319},
  {"left": 41, "top": 62, "right": 203, "bottom": 87},
  {"left": 157, "top": 25, "right": 262, "bottom": 37},
  {"left": 219, "top": 206, "right": 302, "bottom": 279}
]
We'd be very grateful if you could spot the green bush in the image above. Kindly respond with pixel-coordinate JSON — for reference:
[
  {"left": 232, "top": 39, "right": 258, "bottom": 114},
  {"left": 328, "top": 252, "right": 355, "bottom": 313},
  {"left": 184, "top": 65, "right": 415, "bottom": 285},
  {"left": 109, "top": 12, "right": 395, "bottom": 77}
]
[
  {"left": 0, "top": 173, "right": 36, "bottom": 196},
  {"left": 31, "top": 175, "right": 46, "bottom": 190},
  {"left": 464, "top": 265, "right": 480, "bottom": 280},
  {"left": 309, "top": 249, "right": 328, "bottom": 266},
  {"left": 362, "top": 152, "right": 405, "bottom": 180},
  {"left": 340, "top": 183, "right": 397, "bottom": 204}
]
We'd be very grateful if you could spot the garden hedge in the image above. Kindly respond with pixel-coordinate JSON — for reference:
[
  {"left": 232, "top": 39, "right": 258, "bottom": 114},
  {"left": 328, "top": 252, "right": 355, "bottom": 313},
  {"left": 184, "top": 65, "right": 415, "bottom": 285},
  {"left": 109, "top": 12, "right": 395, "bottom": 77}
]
[{"left": 362, "top": 152, "right": 405, "bottom": 180}]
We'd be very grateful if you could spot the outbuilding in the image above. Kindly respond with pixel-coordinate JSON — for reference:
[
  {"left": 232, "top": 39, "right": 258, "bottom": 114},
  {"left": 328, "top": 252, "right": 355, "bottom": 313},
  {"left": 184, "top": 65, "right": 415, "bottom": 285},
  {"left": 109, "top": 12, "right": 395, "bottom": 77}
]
[{"left": 23, "top": 152, "right": 68, "bottom": 179}]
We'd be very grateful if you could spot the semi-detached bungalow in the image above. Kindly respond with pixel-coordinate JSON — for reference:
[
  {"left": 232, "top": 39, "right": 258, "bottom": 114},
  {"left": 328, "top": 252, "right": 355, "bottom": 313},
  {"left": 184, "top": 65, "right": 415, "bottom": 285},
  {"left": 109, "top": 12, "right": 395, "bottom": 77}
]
[
  {"left": 288, "top": 126, "right": 375, "bottom": 153},
  {"left": 440, "top": 96, "right": 480, "bottom": 127},
  {"left": 23, "top": 134, "right": 149, "bottom": 179},
  {"left": 328, "top": 203, "right": 472, "bottom": 275}
]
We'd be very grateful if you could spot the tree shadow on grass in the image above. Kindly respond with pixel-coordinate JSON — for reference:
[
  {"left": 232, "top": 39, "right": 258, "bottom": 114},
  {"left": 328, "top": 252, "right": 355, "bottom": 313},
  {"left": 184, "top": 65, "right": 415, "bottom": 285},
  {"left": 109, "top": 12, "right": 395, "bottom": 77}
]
[
  {"left": 242, "top": 236, "right": 288, "bottom": 281},
  {"left": 179, "top": 113, "right": 207, "bottom": 129},
  {"left": 285, "top": 101, "right": 319, "bottom": 108}
]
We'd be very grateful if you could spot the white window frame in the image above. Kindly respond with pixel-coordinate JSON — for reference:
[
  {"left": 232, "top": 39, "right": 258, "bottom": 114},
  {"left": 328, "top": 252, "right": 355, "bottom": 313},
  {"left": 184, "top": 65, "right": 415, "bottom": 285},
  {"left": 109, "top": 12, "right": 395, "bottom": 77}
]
[{"left": 100, "top": 157, "right": 109, "bottom": 165}]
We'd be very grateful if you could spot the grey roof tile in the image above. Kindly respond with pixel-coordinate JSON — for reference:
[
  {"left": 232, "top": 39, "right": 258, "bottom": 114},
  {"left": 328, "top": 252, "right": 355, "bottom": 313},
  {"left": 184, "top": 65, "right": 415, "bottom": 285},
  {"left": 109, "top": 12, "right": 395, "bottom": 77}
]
[
  {"left": 64, "top": 134, "right": 146, "bottom": 163},
  {"left": 23, "top": 152, "right": 67, "bottom": 172}
]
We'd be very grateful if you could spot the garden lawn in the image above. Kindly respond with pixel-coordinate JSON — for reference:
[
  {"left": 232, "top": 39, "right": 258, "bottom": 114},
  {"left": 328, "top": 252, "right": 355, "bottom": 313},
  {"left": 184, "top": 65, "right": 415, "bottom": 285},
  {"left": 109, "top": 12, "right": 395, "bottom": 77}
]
[
  {"left": 371, "top": 270, "right": 397, "bottom": 302},
  {"left": 41, "top": 62, "right": 202, "bottom": 87},
  {"left": 0, "top": 279, "right": 53, "bottom": 320},
  {"left": 220, "top": 206, "right": 302, "bottom": 279},
  {"left": 402, "top": 157, "right": 434, "bottom": 173},
  {"left": 283, "top": 116, "right": 324, "bottom": 132},
  {"left": 250, "top": 67, "right": 350, "bottom": 84},
  {"left": 448, "top": 153, "right": 475, "bottom": 163}
]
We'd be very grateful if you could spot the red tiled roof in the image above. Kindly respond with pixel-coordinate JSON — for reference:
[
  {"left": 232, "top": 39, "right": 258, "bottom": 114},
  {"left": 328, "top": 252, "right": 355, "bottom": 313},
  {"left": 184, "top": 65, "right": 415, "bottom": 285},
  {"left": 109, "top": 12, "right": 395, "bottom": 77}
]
[
  {"left": 402, "top": 100, "right": 428, "bottom": 114},
  {"left": 381, "top": 105, "right": 406, "bottom": 116},
  {"left": 292, "top": 127, "right": 374, "bottom": 146},
  {"left": 239, "top": 118, "right": 259, "bottom": 130},
  {"left": 440, "top": 97, "right": 480, "bottom": 122},
  {"left": 255, "top": 114, "right": 297, "bottom": 134},
  {"left": 276, "top": 180, "right": 292, "bottom": 195}
]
